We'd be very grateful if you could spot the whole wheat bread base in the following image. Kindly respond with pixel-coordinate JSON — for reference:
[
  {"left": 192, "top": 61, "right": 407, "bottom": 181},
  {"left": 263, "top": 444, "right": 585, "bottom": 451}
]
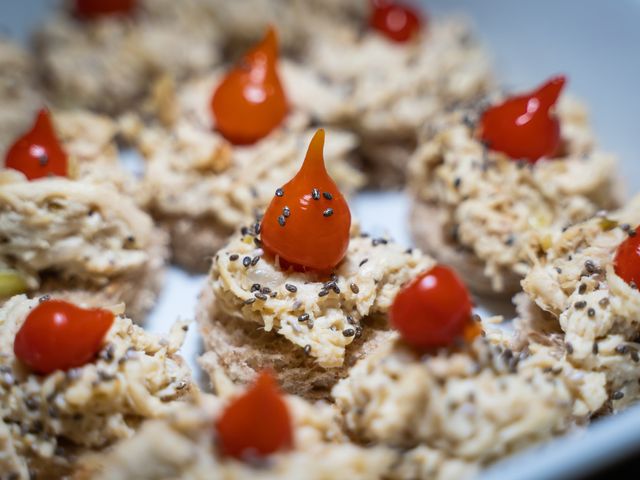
[
  {"left": 196, "top": 286, "right": 395, "bottom": 400},
  {"left": 157, "top": 214, "right": 234, "bottom": 273},
  {"left": 409, "top": 199, "right": 521, "bottom": 298}
]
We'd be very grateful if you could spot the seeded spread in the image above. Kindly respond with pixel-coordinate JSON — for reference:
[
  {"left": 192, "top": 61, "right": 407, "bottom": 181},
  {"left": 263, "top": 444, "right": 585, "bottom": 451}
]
[
  {"left": 0, "top": 295, "right": 194, "bottom": 479},
  {"left": 0, "top": 173, "right": 167, "bottom": 321},
  {"left": 332, "top": 335, "right": 575, "bottom": 478},
  {"left": 34, "top": 0, "right": 222, "bottom": 115},
  {"left": 520, "top": 194, "right": 640, "bottom": 413},
  {"left": 408, "top": 97, "right": 620, "bottom": 295},
  {"left": 201, "top": 226, "right": 433, "bottom": 367},
  {"left": 0, "top": 40, "right": 43, "bottom": 157},
  {"left": 308, "top": 17, "right": 493, "bottom": 186},
  {"left": 75, "top": 392, "right": 395, "bottom": 480}
]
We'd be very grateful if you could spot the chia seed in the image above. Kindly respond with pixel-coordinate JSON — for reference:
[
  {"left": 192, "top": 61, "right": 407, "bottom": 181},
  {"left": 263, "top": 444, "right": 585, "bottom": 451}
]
[
  {"left": 359, "top": 258, "right": 369, "bottom": 267},
  {"left": 612, "top": 390, "right": 625, "bottom": 400},
  {"left": 254, "top": 292, "right": 268, "bottom": 301},
  {"left": 584, "top": 260, "right": 598, "bottom": 274},
  {"left": 453, "top": 177, "right": 461, "bottom": 189},
  {"left": 587, "top": 308, "right": 596, "bottom": 317},
  {"left": 278, "top": 215, "right": 286, "bottom": 227},
  {"left": 312, "top": 188, "right": 320, "bottom": 200},
  {"left": 251, "top": 283, "right": 261, "bottom": 292},
  {"left": 229, "top": 254, "right": 239, "bottom": 261},
  {"left": 343, "top": 328, "right": 356, "bottom": 337},
  {"left": 318, "top": 289, "right": 329, "bottom": 297},
  {"left": 599, "top": 297, "right": 610, "bottom": 308},
  {"left": 243, "top": 298, "right": 256, "bottom": 305},
  {"left": 251, "top": 255, "right": 260, "bottom": 266},
  {"left": 242, "top": 256, "right": 251, "bottom": 267},
  {"left": 304, "top": 345, "right": 312, "bottom": 355},
  {"left": 372, "top": 238, "right": 388, "bottom": 246},
  {"left": 323, "top": 192, "right": 333, "bottom": 200},
  {"left": 593, "top": 342, "right": 599, "bottom": 354},
  {"left": 275, "top": 188, "right": 284, "bottom": 197},
  {"left": 298, "top": 313, "right": 309, "bottom": 322},
  {"left": 565, "top": 342, "right": 574, "bottom": 354},
  {"left": 323, "top": 208, "right": 334, "bottom": 217},
  {"left": 283, "top": 206, "right": 290, "bottom": 218},
  {"left": 615, "top": 344, "right": 629, "bottom": 354},
  {"left": 574, "top": 301, "right": 587, "bottom": 310},
  {"left": 285, "top": 283, "right": 297, "bottom": 293},
  {"left": 578, "top": 283, "right": 587, "bottom": 294},
  {"left": 350, "top": 283, "right": 360, "bottom": 294}
]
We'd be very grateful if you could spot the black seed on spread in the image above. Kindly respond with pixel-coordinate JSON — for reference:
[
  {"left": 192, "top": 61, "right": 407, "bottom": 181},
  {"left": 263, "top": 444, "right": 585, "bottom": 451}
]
[
  {"left": 242, "top": 256, "right": 251, "bottom": 267},
  {"left": 241, "top": 226, "right": 249, "bottom": 236},
  {"left": 323, "top": 192, "right": 333, "bottom": 200},
  {"left": 283, "top": 206, "right": 290, "bottom": 218},
  {"left": 332, "top": 284, "right": 341, "bottom": 294},
  {"left": 359, "top": 258, "right": 369, "bottom": 267},
  {"left": 251, "top": 255, "right": 260, "bottom": 266},
  {"left": 318, "top": 289, "right": 329, "bottom": 297},
  {"left": 584, "top": 260, "right": 598, "bottom": 274},
  {"left": 254, "top": 237, "right": 262, "bottom": 247},
  {"left": 350, "top": 283, "right": 360, "bottom": 294},
  {"left": 278, "top": 215, "right": 286, "bottom": 227},
  {"left": 312, "top": 188, "right": 320, "bottom": 200},
  {"left": 565, "top": 342, "right": 574, "bottom": 354},
  {"left": 505, "top": 235, "right": 515, "bottom": 246},
  {"left": 631, "top": 350, "right": 639, "bottom": 363},
  {"left": 307, "top": 319, "right": 314, "bottom": 329},
  {"left": 574, "top": 301, "right": 587, "bottom": 310},
  {"left": 615, "top": 344, "right": 629, "bottom": 354},
  {"left": 599, "top": 297, "right": 610, "bottom": 308},
  {"left": 629, "top": 229, "right": 637, "bottom": 237},
  {"left": 323, "top": 208, "right": 334, "bottom": 217},
  {"left": 453, "top": 177, "right": 461, "bottom": 189},
  {"left": 261, "top": 287, "right": 271, "bottom": 295},
  {"left": 578, "top": 283, "right": 587, "bottom": 294},
  {"left": 405, "top": 248, "right": 413, "bottom": 254},
  {"left": 304, "top": 345, "right": 311, "bottom": 355},
  {"left": 593, "top": 342, "right": 599, "bottom": 354},
  {"left": 612, "top": 391, "right": 624, "bottom": 400},
  {"left": 343, "top": 328, "right": 355, "bottom": 337},
  {"left": 254, "top": 222, "right": 261, "bottom": 234},
  {"left": 243, "top": 298, "right": 256, "bottom": 305},
  {"left": 251, "top": 283, "right": 261, "bottom": 292},
  {"left": 285, "top": 283, "right": 297, "bottom": 293},
  {"left": 254, "top": 292, "right": 267, "bottom": 301},
  {"left": 38, "top": 153, "right": 48, "bottom": 166},
  {"left": 229, "top": 254, "right": 239, "bottom": 261},
  {"left": 275, "top": 188, "right": 284, "bottom": 197},
  {"left": 632, "top": 281, "right": 638, "bottom": 290},
  {"left": 587, "top": 308, "right": 596, "bottom": 317},
  {"left": 346, "top": 315, "right": 356, "bottom": 325},
  {"left": 39, "top": 295, "right": 51, "bottom": 303},
  {"left": 372, "top": 238, "right": 388, "bottom": 246},
  {"left": 355, "top": 327, "right": 363, "bottom": 338},
  {"left": 298, "top": 313, "right": 310, "bottom": 322}
]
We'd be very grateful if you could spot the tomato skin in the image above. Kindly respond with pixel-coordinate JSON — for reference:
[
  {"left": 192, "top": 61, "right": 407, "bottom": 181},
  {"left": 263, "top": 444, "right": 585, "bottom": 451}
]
[
  {"left": 211, "top": 27, "right": 288, "bottom": 145},
  {"left": 13, "top": 300, "right": 114, "bottom": 375},
  {"left": 614, "top": 226, "right": 640, "bottom": 287},
  {"left": 390, "top": 265, "right": 474, "bottom": 349},
  {"left": 369, "top": 0, "right": 423, "bottom": 43},
  {"left": 5, "top": 109, "right": 68, "bottom": 181},
  {"left": 479, "top": 76, "right": 566, "bottom": 163},
  {"left": 74, "top": 0, "right": 137, "bottom": 18},
  {"left": 260, "top": 129, "right": 351, "bottom": 272},
  {"left": 215, "top": 370, "right": 293, "bottom": 459}
]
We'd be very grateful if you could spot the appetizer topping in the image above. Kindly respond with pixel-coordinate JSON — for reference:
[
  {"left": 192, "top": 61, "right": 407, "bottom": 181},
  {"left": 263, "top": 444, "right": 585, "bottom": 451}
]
[
  {"left": 613, "top": 225, "right": 640, "bottom": 287},
  {"left": 390, "top": 265, "right": 476, "bottom": 349},
  {"left": 0, "top": 269, "right": 28, "bottom": 298},
  {"left": 13, "top": 299, "right": 114, "bottom": 375},
  {"left": 369, "top": 0, "right": 422, "bottom": 43},
  {"left": 215, "top": 370, "right": 293, "bottom": 459},
  {"left": 74, "top": 0, "right": 137, "bottom": 18},
  {"left": 211, "top": 27, "right": 288, "bottom": 145},
  {"left": 5, "top": 109, "right": 68, "bottom": 180},
  {"left": 260, "top": 129, "right": 351, "bottom": 271},
  {"left": 479, "top": 76, "right": 566, "bottom": 163}
]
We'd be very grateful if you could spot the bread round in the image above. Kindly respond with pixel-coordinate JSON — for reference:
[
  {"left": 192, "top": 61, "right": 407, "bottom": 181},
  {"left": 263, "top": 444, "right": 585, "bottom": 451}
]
[
  {"left": 196, "top": 286, "right": 395, "bottom": 400},
  {"left": 409, "top": 200, "right": 521, "bottom": 299}
]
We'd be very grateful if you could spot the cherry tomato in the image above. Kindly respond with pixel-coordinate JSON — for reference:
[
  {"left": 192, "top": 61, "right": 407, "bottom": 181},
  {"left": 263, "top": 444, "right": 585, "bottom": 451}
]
[
  {"left": 390, "top": 265, "right": 476, "bottom": 349},
  {"left": 74, "top": 0, "right": 136, "bottom": 18},
  {"left": 260, "top": 129, "right": 351, "bottom": 272},
  {"left": 479, "top": 76, "right": 566, "bottom": 163},
  {"left": 5, "top": 109, "right": 68, "bottom": 181},
  {"left": 614, "top": 226, "right": 640, "bottom": 288},
  {"left": 14, "top": 300, "right": 114, "bottom": 375},
  {"left": 215, "top": 370, "right": 293, "bottom": 459},
  {"left": 211, "top": 27, "right": 288, "bottom": 145},
  {"left": 369, "top": 0, "right": 423, "bottom": 43}
]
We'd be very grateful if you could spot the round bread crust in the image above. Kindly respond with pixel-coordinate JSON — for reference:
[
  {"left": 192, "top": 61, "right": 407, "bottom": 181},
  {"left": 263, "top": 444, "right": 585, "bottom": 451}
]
[
  {"left": 409, "top": 199, "right": 521, "bottom": 298},
  {"left": 36, "top": 227, "right": 168, "bottom": 322},
  {"left": 157, "top": 215, "right": 233, "bottom": 273},
  {"left": 196, "top": 286, "right": 395, "bottom": 400}
]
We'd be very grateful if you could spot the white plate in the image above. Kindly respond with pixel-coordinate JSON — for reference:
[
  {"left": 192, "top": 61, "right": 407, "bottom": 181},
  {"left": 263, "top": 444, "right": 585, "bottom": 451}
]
[{"left": 3, "top": 1, "right": 640, "bottom": 478}]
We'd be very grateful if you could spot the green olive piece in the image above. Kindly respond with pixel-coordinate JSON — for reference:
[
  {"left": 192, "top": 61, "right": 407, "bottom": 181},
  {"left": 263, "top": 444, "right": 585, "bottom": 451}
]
[{"left": 0, "top": 270, "right": 29, "bottom": 298}]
